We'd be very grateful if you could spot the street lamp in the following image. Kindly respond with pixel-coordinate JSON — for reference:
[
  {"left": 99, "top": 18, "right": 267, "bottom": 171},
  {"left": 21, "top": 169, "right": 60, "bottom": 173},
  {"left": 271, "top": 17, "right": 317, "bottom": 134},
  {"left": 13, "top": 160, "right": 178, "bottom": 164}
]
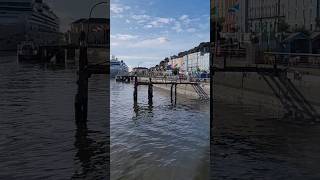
[{"left": 86, "top": 1, "right": 108, "bottom": 45}]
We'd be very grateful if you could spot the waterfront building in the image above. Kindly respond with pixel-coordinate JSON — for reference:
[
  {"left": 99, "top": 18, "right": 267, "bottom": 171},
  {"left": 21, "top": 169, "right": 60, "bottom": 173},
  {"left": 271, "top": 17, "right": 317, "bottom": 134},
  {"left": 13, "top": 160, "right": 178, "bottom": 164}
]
[
  {"left": 150, "top": 42, "right": 210, "bottom": 76},
  {"left": 184, "top": 51, "right": 210, "bottom": 73},
  {"left": 243, "top": 0, "right": 320, "bottom": 39},
  {"left": 169, "top": 56, "right": 185, "bottom": 72},
  {"left": 212, "top": 0, "right": 240, "bottom": 39},
  {"left": 223, "top": 0, "right": 238, "bottom": 34},
  {"left": 68, "top": 18, "right": 109, "bottom": 46}
]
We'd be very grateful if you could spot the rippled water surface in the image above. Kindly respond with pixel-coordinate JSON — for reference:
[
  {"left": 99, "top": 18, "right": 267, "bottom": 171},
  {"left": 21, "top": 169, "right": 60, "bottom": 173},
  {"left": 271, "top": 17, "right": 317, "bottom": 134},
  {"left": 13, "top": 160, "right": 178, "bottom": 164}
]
[
  {"left": 212, "top": 101, "right": 320, "bottom": 179},
  {"left": 0, "top": 55, "right": 108, "bottom": 179},
  {"left": 110, "top": 80, "right": 210, "bottom": 180}
]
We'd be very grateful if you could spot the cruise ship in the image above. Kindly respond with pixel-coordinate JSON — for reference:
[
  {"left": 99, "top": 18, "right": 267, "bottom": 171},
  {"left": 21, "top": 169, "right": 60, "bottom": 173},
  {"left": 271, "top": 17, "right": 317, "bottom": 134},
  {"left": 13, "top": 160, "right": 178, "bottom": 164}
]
[
  {"left": 110, "top": 55, "right": 129, "bottom": 78},
  {"left": 0, "top": 0, "right": 60, "bottom": 51}
]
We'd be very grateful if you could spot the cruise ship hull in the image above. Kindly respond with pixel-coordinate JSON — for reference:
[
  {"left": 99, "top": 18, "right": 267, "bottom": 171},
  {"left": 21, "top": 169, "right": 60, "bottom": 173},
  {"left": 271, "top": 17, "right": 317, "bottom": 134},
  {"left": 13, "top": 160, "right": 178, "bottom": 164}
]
[
  {"left": 0, "top": 0, "right": 61, "bottom": 52},
  {"left": 110, "top": 68, "right": 128, "bottom": 78}
]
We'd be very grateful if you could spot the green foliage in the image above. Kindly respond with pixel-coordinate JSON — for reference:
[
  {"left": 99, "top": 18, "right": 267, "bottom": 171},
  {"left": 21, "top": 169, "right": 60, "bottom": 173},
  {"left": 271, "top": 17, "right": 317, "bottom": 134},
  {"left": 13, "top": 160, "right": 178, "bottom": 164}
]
[{"left": 173, "top": 67, "right": 179, "bottom": 75}]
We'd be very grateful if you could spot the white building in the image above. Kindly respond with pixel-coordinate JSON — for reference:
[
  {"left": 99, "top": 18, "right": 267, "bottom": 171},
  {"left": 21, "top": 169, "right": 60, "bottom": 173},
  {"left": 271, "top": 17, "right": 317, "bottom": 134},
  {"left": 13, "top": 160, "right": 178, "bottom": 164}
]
[
  {"left": 183, "top": 52, "right": 210, "bottom": 73},
  {"left": 246, "top": 0, "right": 320, "bottom": 34}
]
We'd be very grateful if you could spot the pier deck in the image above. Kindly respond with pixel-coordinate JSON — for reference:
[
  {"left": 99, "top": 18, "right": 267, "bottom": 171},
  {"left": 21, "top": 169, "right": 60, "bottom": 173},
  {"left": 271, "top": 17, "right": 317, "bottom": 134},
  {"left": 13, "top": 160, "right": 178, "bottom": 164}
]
[{"left": 117, "top": 75, "right": 208, "bottom": 104}]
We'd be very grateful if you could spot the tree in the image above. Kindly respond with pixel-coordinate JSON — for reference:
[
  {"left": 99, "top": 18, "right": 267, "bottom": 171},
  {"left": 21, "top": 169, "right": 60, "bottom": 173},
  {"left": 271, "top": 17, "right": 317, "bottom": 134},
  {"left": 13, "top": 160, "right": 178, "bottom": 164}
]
[{"left": 173, "top": 67, "right": 179, "bottom": 75}]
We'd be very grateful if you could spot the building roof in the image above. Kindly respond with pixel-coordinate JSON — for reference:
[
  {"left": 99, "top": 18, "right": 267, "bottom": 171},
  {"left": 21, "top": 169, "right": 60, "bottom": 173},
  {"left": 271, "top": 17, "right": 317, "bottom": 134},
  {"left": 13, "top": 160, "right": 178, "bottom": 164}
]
[{"left": 72, "top": 18, "right": 109, "bottom": 24}]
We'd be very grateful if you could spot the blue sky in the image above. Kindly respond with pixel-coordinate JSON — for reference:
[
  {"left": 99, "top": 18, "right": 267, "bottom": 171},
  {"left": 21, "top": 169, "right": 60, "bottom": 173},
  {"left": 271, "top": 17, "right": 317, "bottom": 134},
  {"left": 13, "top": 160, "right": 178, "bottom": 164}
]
[{"left": 111, "top": 0, "right": 210, "bottom": 68}]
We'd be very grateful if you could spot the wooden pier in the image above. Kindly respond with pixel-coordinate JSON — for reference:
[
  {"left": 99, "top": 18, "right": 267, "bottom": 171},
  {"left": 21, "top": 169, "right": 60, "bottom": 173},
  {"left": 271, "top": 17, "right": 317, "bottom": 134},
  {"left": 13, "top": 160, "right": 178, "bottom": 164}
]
[
  {"left": 118, "top": 76, "right": 202, "bottom": 104},
  {"left": 116, "top": 75, "right": 136, "bottom": 83}
]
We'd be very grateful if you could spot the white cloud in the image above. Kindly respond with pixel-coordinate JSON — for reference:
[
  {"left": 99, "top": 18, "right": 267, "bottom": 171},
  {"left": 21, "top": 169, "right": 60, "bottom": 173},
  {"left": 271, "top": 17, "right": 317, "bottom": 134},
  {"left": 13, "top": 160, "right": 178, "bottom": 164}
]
[
  {"left": 172, "top": 22, "right": 182, "bottom": 32},
  {"left": 147, "top": 17, "right": 174, "bottom": 28},
  {"left": 187, "top": 28, "right": 196, "bottom": 33},
  {"left": 111, "top": 34, "right": 138, "bottom": 41},
  {"left": 179, "top": 14, "right": 191, "bottom": 24},
  {"left": 131, "top": 37, "right": 169, "bottom": 47},
  {"left": 111, "top": 3, "right": 130, "bottom": 14},
  {"left": 144, "top": 24, "right": 153, "bottom": 29},
  {"left": 132, "top": 14, "right": 151, "bottom": 20}
]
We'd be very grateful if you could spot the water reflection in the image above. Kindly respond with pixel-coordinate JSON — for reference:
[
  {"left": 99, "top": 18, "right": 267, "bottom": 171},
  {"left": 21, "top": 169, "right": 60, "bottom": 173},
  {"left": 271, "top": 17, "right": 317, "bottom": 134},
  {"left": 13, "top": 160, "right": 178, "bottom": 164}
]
[
  {"left": 133, "top": 102, "right": 154, "bottom": 120},
  {"left": 72, "top": 123, "right": 108, "bottom": 179}
]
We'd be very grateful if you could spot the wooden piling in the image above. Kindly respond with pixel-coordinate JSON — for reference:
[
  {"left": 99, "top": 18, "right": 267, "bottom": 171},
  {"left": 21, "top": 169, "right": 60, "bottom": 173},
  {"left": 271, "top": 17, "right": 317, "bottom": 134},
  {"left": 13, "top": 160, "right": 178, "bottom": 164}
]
[
  {"left": 171, "top": 84, "right": 174, "bottom": 103},
  {"left": 174, "top": 83, "right": 177, "bottom": 104},
  {"left": 148, "top": 78, "right": 153, "bottom": 104},
  {"left": 75, "top": 45, "right": 88, "bottom": 123},
  {"left": 134, "top": 76, "right": 138, "bottom": 102}
]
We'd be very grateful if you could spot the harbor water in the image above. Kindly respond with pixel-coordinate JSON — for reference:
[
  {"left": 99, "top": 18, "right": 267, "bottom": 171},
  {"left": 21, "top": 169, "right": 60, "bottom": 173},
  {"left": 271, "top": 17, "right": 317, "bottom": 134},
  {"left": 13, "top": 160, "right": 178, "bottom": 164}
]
[
  {"left": 212, "top": 101, "right": 320, "bottom": 179},
  {"left": 110, "top": 80, "right": 210, "bottom": 180},
  {"left": 0, "top": 54, "right": 108, "bottom": 179}
]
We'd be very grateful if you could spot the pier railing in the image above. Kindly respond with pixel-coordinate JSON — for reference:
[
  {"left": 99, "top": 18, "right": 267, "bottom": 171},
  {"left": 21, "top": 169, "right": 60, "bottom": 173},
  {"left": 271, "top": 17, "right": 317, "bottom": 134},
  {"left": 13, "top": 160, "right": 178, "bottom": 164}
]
[{"left": 263, "top": 52, "right": 320, "bottom": 68}]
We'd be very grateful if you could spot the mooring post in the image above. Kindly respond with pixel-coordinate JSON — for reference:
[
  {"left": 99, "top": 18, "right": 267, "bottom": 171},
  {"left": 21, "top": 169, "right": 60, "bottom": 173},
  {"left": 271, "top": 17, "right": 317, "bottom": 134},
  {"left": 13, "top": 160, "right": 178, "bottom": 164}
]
[
  {"left": 148, "top": 77, "right": 153, "bottom": 104},
  {"left": 171, "top": 84, "right": 174, "bottom": 103},
  {"left": 134, "top": 76, "right": 138, "bottom": 102},
  {"left": 75, "top": 31, "right": 88, "bottom": 123},
  {"left": 174, "top": 83, "right": 177, "bottom": 104}
]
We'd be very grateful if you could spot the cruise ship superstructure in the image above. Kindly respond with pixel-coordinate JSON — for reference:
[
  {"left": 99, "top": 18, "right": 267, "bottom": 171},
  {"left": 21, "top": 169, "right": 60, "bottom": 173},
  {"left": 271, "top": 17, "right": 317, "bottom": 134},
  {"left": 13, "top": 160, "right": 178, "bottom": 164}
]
[
  {"left": 110, "top": 55, "right": 129, "bottom": 78},
  {"left": 0, "top": 0, "right": 60, "bottom": 51}
]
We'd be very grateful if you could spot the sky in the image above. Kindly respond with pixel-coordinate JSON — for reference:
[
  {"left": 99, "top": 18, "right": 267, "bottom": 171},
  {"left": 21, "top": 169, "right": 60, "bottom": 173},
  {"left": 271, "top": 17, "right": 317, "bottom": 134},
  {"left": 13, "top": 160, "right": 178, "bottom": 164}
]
[
  {"left": 46, "top": 0, "right": 109, "bottom": 32},
  {"left": 111, "top": 0, "right": 210, "bottom": 68}
]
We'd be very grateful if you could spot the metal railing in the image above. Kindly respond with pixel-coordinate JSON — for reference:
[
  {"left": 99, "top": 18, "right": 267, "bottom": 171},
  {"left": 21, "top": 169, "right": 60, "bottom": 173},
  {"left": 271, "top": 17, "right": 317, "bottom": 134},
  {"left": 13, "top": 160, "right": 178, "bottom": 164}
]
[{"left": 264, "top": 52, "right": 320, "bottom": 68}]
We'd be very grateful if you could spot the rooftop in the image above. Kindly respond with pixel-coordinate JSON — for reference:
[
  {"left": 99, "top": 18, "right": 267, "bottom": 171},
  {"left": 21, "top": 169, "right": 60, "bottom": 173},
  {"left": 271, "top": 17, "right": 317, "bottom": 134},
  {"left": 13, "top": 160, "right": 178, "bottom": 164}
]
[{"left": 72, "top": 18, "right": 109, "bottom": 24}]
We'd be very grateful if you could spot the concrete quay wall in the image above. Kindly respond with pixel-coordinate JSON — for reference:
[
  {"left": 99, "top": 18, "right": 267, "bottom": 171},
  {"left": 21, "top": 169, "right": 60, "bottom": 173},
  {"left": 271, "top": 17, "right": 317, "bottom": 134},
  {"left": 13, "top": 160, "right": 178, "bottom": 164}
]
[{"left": 214, "top": 71, "right": 320, "bottom": 119}]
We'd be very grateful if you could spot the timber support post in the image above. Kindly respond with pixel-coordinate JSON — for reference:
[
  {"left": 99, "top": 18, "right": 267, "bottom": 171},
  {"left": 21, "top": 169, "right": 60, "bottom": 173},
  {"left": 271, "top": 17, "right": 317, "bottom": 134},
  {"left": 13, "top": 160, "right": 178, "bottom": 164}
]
[
  {"left": 134, "top": 76, "right": 138, "bottom": 102},
  {"left": 75, "top": 31, "right": 88, "bottom": 123},
  {"left": 174, "top": 83, "right": 177, "bottom": 104},
  {"left": 148, "top": 77, "right": 153, "bottom": 104},
  {"left": 171, "top": 84, "right": 174, "bottom": 103}
]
